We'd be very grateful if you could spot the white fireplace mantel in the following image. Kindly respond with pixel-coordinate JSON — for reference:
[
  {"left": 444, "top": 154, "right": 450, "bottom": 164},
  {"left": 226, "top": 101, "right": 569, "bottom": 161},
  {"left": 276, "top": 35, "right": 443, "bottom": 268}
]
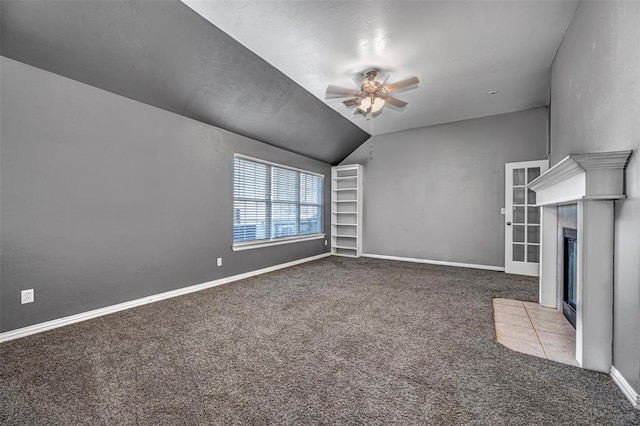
[
  {"left": 528, "top": 150, "right": 631, "bottom": 372},
  {"left": 529, "top": 150, "right": 631, "bottom": 206}
]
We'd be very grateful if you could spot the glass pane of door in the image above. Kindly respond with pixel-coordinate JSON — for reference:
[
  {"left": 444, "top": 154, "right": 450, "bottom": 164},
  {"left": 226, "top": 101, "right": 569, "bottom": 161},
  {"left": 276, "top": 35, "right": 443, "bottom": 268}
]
[
  {"left": 513, "top": 188, "right": 525, "bottom": 205},
  {"left": 527, "top": 167, "right": 541, "bottom": 183},
  {"left": 513, "top": 225, "right": 525, "bottom": 243},
  {"left": 527, "top": 225, "right": 540, "bottom": 243},
  {"left": 513, "top": 207, "right": 525, "bottom": 223},
  {"left": 513, "top": 244, "right": 525, "bottom": 262},
  {"left": 513, "top": 169, "right": 525, "bottom": 186}
]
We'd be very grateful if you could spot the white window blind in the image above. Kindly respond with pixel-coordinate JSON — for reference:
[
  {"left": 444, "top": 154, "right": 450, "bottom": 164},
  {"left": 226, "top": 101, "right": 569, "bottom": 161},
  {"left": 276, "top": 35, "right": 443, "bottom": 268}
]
[{"left": 233, "top": 156, "right": 324, "bottom": 245}]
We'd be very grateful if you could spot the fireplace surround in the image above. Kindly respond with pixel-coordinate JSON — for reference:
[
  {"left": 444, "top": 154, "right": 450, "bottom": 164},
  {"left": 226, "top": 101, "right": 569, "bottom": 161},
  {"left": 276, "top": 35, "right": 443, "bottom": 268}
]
[{"left": 528, "top": 150, "right": 631, "bottom": 372}]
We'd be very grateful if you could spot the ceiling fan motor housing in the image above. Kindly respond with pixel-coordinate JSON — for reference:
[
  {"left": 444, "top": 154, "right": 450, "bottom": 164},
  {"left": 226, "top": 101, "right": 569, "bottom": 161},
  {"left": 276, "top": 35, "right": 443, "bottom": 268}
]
[{"left": 361, "top": 71, "right": 386, "bottom": 97}]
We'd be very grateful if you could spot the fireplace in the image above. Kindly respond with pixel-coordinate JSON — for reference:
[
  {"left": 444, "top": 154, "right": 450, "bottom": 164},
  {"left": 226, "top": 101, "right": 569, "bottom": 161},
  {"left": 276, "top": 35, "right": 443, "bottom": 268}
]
[
  {"left": 528, "top": 150, "right": 631, "bottom": 372},
  {"left": 562, "top": 227, "right": 577, "bottom": 328}
]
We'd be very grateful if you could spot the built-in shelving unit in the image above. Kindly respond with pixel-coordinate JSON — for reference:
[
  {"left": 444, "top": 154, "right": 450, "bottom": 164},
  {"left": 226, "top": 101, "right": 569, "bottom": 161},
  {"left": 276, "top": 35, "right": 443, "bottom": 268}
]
[{"left": 331, "top": 164, "right": 363, "bottom": 257}]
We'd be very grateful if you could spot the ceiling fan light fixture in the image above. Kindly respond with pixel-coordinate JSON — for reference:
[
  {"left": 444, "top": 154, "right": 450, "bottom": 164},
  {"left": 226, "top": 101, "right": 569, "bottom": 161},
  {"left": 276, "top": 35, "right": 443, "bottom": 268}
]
[
  {"left": 359, "top": 96, "right": 372, "bottom": 112},
  {"left": 371, "top": 97, "right": 385, "bottom": 113}
]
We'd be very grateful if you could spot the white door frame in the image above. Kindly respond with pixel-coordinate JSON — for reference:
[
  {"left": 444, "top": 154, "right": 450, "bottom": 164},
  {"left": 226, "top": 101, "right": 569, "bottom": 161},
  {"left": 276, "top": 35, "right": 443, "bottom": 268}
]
[{"left": 505, "top": 159, "right": 549, "bottom": 276}]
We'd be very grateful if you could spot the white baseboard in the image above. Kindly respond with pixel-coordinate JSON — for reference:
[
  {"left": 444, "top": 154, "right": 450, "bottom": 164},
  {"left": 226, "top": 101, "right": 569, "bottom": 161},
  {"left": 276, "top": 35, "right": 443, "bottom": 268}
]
[
  {"left": 363, "top": 253, "right": 505, "bottom": 272},
  {"left": 611, "top": 366, "right": 640, "bottom": 409},
  {"left": 0, "top": 252, "right": 331, "bottom": 343}
]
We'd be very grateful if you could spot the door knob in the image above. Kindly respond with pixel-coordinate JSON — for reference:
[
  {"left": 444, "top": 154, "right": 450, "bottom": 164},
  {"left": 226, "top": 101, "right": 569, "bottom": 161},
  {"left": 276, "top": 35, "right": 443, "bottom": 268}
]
[{"left": 506, "top": 222, "right": 512, "bottom": 226}]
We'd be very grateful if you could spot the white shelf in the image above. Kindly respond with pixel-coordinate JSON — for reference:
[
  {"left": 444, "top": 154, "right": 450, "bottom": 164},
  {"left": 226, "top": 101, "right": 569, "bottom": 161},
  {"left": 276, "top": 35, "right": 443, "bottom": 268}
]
[
  {"left": 331, "top": 164, "right": 363, "bottom": 257},
  {"left": 333, "top": 245, "right": 357, "bottom": 250}
]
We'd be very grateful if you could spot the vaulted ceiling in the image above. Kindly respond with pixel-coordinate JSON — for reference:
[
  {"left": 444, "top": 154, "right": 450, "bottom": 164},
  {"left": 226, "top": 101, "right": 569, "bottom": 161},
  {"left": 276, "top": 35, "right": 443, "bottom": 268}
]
[
  {"left": 0, "top": 0, "right": 368, "bottom": 165},
  {"left": 1, "top": 1, "right": 578, "bottom": 164},
  {"left": 184, "top": 0, "right": 579, "bottom": 136}
]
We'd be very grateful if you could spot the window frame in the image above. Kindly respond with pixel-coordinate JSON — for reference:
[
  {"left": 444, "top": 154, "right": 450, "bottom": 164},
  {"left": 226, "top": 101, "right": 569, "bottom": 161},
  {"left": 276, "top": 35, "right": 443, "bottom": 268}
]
[{"left": 232, "top": 154, "right": 325, "bottom": 251}]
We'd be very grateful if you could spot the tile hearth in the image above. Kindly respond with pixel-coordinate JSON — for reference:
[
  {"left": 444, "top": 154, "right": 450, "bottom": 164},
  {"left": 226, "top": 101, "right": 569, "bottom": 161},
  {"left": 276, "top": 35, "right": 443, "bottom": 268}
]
[{"left": 493, "top": 298, "right": 577, "bottom": 366}]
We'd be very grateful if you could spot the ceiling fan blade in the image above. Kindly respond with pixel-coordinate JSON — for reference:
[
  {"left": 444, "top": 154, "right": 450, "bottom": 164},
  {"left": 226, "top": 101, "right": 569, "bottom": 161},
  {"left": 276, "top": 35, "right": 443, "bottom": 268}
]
[
  {"left": 326, "top": 85, "right": 361, "bottom": 98},
  {"left": 383, "top": 76, "right": 419, "bottom": 93},
  {"left": 343, "top": 98, "right": 362, "bottom": 107},
  {"left": 382, "top": 96, "right": 408, "bottom": 109}
]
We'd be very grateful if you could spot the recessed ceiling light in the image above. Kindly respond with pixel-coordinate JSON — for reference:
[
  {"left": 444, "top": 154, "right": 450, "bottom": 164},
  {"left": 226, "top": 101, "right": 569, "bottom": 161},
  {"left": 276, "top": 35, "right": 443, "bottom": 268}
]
[{"left": 488, "top": 90, "right": 499, "bottom": 95}]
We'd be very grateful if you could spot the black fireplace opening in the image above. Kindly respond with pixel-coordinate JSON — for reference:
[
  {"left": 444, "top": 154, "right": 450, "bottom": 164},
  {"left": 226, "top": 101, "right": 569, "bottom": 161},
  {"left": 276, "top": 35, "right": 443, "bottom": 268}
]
[{"left": 563, "top": 228, "right": 577, "bottom": 328}]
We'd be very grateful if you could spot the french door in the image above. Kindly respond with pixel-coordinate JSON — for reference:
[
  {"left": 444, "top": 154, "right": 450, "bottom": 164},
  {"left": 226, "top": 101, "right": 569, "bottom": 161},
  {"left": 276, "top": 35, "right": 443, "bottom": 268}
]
[{"left": 505, "top": 160, "right": 549, "bottom": 276}]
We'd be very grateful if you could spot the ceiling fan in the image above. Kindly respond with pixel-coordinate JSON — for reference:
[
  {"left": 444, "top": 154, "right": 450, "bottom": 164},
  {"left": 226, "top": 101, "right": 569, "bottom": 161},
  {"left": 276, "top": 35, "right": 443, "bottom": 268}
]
[{"left": 326, "top": 70, "right": 419, "bottom": 116}]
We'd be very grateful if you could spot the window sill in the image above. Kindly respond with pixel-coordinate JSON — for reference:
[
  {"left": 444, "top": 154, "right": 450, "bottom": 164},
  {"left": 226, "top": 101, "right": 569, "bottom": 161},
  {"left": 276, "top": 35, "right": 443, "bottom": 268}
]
[{"left": 232, "top": 234, "right": 326, "bottom": 251}]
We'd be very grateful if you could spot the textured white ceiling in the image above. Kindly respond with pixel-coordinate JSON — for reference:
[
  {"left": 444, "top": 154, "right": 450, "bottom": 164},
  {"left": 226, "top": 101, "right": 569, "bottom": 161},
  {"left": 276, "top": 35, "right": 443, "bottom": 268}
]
[{"left": 183, "top": 0, "right": 578, "bottom": 136}]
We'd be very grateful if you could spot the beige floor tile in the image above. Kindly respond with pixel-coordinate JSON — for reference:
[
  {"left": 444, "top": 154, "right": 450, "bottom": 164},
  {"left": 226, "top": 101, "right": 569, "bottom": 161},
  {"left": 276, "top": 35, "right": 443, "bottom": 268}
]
[
  {"left": 493, "top": 298, "right": 524, "bottom": 307},
  {"left": 530, "top": 317, "right": 574, "bottom": 334},
  {"left": 525, "top": 309, "right": 567, "bottom": 322},
  {"left": 495, "top": 322, "right": 540, "bottom": 343},
  {"left": 498, "top": 336, "right": 546, "bottom": 358},
  {"left": 522, "top": 301, "right": 557, "bottom": 312},
  {"left": 544, "top": 344, "right": 578, "bottom": 366},
  {"left": 537, "top": 329, "right": 575, "bottom": 349},
  {"left": 493, "top": 304, "right": 528, "bottom": 317},
  {"left": 495, "top": 312, "right": 533, "bottom": 327},
  {"left": 493, "top": 299, "right": 580, "bottom": 366}
]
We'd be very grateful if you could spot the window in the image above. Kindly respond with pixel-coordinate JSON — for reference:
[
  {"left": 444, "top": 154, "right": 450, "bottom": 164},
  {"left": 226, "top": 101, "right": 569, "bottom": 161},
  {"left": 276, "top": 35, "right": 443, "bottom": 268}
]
[{"left": 233, "top": 155, "right": 324, "bottom": 249}]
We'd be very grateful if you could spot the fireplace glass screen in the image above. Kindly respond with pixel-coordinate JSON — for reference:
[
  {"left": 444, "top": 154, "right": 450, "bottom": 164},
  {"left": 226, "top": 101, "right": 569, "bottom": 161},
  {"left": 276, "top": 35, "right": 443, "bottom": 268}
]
[{"left": 563, "top": 228, "right": 577, "bottom": 328}]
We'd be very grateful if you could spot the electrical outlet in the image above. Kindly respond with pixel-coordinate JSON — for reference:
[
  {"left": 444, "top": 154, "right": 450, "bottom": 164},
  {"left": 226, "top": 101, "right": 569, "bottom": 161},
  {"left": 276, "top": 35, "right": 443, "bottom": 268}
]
[
  {"left": 21, "top": 289, "right": 34, "bottom": 304},
  {"left": 217, "top": 257, "right": 223, "bottom": 267}
]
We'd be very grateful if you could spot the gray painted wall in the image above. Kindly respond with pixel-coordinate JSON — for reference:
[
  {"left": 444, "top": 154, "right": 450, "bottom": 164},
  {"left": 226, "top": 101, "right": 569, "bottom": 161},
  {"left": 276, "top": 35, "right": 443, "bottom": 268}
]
[
  {"left": 341, "top": 108, "right": 548, "bottom": 268},
  {"left": 0, "top": 0, "right": 369, "bottom": 164},
  {"left": 0, "top": 57, "right": 331, "bottom": 332},
  {"left": 550, "top": 1, "right": 640, "bottom": 392}
]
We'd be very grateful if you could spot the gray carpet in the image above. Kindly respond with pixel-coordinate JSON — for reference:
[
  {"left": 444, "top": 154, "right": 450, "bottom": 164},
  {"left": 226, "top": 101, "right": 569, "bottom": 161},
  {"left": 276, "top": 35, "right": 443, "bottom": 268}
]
[{"left": 1, "top": 257, "right": 639, "bottom": 425}]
